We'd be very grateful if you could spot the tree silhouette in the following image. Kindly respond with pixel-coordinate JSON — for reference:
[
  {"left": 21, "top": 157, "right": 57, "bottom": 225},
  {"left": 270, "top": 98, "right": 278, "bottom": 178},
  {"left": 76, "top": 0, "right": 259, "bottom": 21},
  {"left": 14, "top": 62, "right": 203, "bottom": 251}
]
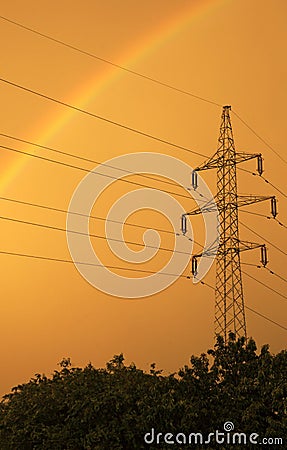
[{"left": 0, "top": 334, "right": 285, "bottom": 449}]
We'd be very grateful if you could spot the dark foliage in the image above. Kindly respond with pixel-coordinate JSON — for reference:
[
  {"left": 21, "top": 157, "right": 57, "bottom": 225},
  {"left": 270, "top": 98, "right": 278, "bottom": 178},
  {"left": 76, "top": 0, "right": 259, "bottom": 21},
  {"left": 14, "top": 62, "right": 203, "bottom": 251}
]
[{"left": 0, "top": 334, "right": 286, "bottom": 449}]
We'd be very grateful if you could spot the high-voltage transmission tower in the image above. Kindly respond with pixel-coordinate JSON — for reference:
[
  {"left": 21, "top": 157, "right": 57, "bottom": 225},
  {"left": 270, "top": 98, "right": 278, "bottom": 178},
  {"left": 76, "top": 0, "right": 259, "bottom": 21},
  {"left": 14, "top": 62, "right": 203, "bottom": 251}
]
[{"left": 181, "top": 106, "right": 277, "bottom": 342}]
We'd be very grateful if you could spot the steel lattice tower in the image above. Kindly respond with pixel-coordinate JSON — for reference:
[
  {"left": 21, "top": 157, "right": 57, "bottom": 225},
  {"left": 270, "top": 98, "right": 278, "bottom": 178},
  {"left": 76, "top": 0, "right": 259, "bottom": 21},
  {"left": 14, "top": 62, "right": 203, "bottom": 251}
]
[
  {"left": 215, "top": 106, "right": 246, "bottom": 339},
  {"left": 181, "top": 106, "right": 277, "bottom": 342}
]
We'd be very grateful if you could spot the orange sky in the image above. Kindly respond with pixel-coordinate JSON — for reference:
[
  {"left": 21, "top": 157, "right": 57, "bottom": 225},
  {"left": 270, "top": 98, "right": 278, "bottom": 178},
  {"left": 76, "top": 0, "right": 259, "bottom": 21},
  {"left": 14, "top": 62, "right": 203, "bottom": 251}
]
[{"left": 0, "top": 0, "right": 286, "bottom": 396}]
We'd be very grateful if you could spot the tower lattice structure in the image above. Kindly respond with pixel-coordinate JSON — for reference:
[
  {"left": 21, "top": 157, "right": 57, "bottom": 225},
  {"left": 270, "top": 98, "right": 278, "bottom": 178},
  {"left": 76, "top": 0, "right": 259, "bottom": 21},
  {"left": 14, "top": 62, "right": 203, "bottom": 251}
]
[{"left": 181, "top": 106, "right": 277, "bottom": 342}]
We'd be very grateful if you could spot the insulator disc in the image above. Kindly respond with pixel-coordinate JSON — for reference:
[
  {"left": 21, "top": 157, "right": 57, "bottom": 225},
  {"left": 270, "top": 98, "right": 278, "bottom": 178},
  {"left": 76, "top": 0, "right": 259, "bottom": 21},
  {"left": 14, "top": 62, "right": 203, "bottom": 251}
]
[
  {"left": 271, "top": 197, "right": 277, "bottom": 218},
  {"left": 257, "top": 155, "right": 263, "bottom": 175},
  {"left": 181, "top": 214, "right": 187, "bottom": 235},
  {"left": 191, "top": 170, "right": 198, "bottom": 190}
]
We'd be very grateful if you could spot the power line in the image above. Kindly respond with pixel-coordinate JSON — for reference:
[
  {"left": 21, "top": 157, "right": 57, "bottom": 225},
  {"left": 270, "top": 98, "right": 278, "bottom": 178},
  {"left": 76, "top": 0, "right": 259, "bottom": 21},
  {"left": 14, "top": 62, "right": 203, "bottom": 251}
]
[
  {"left": 0, "top": 195, "right": 205, "bottom": 254},
  {"left": 2, "top": 19, "right": 284, "bottom": 180},
  {"left": 241, "top": 209, "right": 287, "bottom": 230},
  {"left": 0, "top": 132, "right": 184, "bottom": 191},
  {"left": 237, "top": 166, "right": 254, "bottom": 175},
  {"left": 1, "top": 133, "right": 260, "bottom": 204},
  {"left": 196, "top": 278, "right": 287, "bottom": 332},
  {"left": 241, "top": 210, "right": 271, "bottom": 219},
  {"left": 0, "top": 214, "right": 191, "bottom": 256},
  {"left": 275, "top": 218, "right": 287, "bottom": 230},
  {"left": 241, "top": 261, "right": 260, "bottom": 268},
  {"left": 244, "top": 170, "right": 287, "bottom": 200},
  {"left": 262, "top": 266, "right": 287, "bottom": 285},
  {"left": 232, "top": 109, "right": 287, "bottom": 166},
  {"left": 245, "top": 262, "right": 287, "bottom": 285},
  {"left": 242, "top": 270, "right": 287, "bottom": 301},
  {"left": 196, "top": 149, "right": 287, "bottom": 198},
  {"left": 0, "top": 144, "right": 193, "bottom": 201},
  {"left": 182, "top": 231, "right": 204, "bottom": 251},
  {"left": 0, "top": 249, "right": 189, "bottom": 278},
  {"left": 245, "top": 306, "right": 287, "bottom": 332},
  {"left": 0, "top": 195, "right": 175, "bottom": 235},
  {"left": 0, "top": 77, "right": 208, "bottom": 159},
  {"left": 1, "top": 18, "right": 286, "bottom": 335},
  {"left": 260, "top": 175, "right": 287, "bottom": 200},
  {"left": 0, "top": 247, "right": 285, "bottom": 330},
  {"left": 240, "top": 221, "right": 287, "bottom": 257},
  {"left": 0, "top": 194, "right": 205, "bottom": 252},
  {"left": 0, "top": 98, "right": 270, "bottom": 186},
  {"left": 0, "top": 15, "right": 222, "bottom": 108}
]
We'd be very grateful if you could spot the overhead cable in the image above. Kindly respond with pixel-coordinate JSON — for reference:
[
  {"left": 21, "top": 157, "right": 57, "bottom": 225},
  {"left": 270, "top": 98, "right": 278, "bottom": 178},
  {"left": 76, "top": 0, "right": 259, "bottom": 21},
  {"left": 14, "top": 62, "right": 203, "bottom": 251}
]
[{"left": 0, "top": 15, "right": 222, "bottom": 107}]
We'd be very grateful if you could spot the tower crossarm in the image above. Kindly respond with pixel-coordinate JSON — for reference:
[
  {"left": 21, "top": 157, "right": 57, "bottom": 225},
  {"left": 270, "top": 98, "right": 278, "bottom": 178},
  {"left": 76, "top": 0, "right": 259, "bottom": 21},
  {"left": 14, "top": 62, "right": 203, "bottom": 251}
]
[
  {"left": 193, "top": 240, "right": 263, "bottom": 258},
  {"left": 237, "top": 240, "right": 264, "bottom": 253},
  {"left": 237, "top": 195, "right": 274, "bottom": 208},
  {"left": 194, "top": 152, "right": 262, "bottom": 172},
  {"left": 233, "top": 152, "right": 261, "bottom": 165},
  {"left": 236, "top": 241, "right": 268, "bottom": 266},
  {"left": 185, "top": 197, "right": 218, "bottom": 216},
  {"left": 191, "top": 240, "right": 268, "bottom": 277},
  {"left": 184, "top": 194, "right": 276, "bottom": 217}
]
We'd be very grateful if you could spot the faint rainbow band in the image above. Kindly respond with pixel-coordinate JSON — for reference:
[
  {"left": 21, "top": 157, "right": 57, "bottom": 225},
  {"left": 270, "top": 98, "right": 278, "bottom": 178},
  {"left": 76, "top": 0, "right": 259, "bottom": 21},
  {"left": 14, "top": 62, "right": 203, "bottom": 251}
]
[{"left": 1, "top": 0, "right": 227, "bottom": 193}]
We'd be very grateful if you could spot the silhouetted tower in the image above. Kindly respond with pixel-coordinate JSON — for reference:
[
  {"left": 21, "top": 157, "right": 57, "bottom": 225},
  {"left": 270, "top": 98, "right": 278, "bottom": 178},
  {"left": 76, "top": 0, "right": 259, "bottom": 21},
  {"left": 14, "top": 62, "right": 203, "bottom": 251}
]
[{"left": 182, "top": 106, "right": 277, "bottom": 342}]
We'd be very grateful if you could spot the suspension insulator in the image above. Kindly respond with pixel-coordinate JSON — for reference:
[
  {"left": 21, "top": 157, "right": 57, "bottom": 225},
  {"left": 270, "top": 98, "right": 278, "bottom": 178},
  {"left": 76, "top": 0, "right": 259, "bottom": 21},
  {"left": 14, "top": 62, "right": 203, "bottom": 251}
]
[
  {"left": 191, "top": 170, "right": 198, "bottom": 190},
  {"left": 181, "top": 214, "right": 187, "bottom": 235},
  {"left": 192, "top": 256, "right": 198, "bottom": 276},
  {"left": 257, "top": 155, "right": 263, "bottom": 176},
  {"left": 271, "top": 196, "right": 277, "bottom": 218},
  {"left": 261, "top": 245, "right": 268, "bottom": 267}
]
